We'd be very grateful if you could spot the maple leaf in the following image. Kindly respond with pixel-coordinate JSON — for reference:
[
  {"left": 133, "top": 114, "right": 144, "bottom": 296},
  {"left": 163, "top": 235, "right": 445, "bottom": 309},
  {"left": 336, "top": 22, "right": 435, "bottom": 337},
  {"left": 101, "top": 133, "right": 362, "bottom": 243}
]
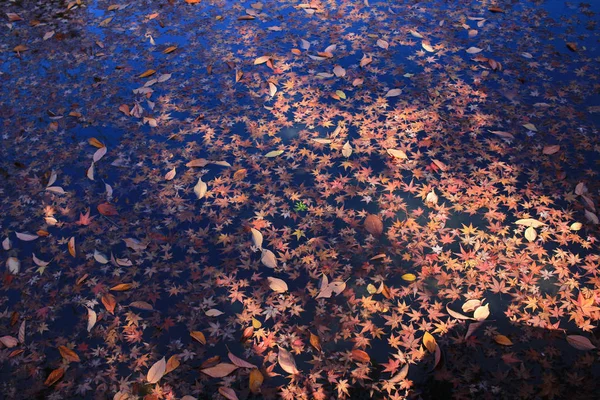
[{"left": 76, "top": 208, "right": 95, "bottom": 226}]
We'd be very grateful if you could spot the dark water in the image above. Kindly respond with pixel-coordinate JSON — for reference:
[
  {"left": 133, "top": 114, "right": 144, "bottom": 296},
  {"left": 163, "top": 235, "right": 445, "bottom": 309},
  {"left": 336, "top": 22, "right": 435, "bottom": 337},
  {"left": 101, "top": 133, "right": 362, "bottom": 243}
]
[{"left": 1, "top": 0, "right": 599, "bottom": 399}]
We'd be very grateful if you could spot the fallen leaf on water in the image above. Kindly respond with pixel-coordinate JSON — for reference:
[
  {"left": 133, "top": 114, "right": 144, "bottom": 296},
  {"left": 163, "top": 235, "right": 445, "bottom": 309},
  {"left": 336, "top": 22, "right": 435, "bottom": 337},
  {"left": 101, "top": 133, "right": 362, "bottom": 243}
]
[
  {"left": 58, "top": 346, "right": 81, "bottom": 362},
  {"left": 401, "top": 273, "right": 416, "bottom": 282},
  {"left": 278, "top": 347, "right": 299, "bottom": 374},
  {"left": 423, "top": 332, "right": 436, "bottom": 353},
  {"left": 473, "top": 304, "right": 490, "bottom": 321},
  {"left": 351, "top": 349, "right": 371, "bottom": 363},
  {"left": 201, "top": 363, "right": 239, "bottom": 378},
  {"left": 267, "top": 277, "right": 288, "bottom": 293},
  {"left": 249, "top": 369, "right": 264, "bottom": 393},
  {"left": 494, "top": 335, "right": 513, "bottom": 346},
  {"left": 147, "top": 357, "right": 166, "bottom": 384},
  {"left": 566, "top": 335, "right": 596, "bottom": 350},
  {"left": 364, "top": 214, "right": 383, "bottom": 236},
  {"left": 45, "top": 368, "right": 65, "bottom": 386},
  {"left": 190, "top": 331, "right": 206, "bottom": 345}
]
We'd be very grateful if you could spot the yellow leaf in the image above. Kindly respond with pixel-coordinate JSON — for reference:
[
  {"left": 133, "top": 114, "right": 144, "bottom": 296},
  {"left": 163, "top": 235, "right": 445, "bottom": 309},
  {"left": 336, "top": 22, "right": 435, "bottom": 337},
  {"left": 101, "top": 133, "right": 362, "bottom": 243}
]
[
  {"left": 110, "top": 283, "right": 132, "bottom": 292},
  {"left": 335, "top": 90, "right": 346, "bottom": 100},
  {"left": 473, "top": 304, "right": 490, "bottom": 321},
  {"left": 249, "top": 369, "right": 264, "bottom": 394},
  {"left": 422, "top": 332, "right": 436, "bottom": 353},
  {"left": 401, "top": 273, "right": 416, "bottom": 282},
  {"left": 139, "top": 69, "right": 156, "bottom": 78},
  {"left": 265, "top": 150, "right": 284, "bottom": 158},
  {"left": 251, "top": 318, "right": 262, "bottom": 329},
  {"left": 494, "top": 335, "right": 513, "bottom": 346},
  {"left": 147, "top": 357, "right": 166, "bottom": 384},
  {"left": 190, "top": 331, "right": 206, "bottom": 345}
]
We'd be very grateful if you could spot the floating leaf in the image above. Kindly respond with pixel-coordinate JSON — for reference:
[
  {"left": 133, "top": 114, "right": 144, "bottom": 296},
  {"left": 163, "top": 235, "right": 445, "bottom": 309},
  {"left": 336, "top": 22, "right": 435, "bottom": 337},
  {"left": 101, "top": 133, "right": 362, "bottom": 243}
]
[
  {"left": 16, "top": 232, "right": 38, "bottom": 241},
  {"left": 250, "top": 228, "right": 263, "bottom": 249},
  {"left": 494, "top": 335, "right": 513, "bottom": 346},
  {"left": 68, "top": 237, "right": 76, "bottom": 257},
  {"left": 423, "top": 332, "right": 436, "bottom": 353},
  {"left": 466, "top": 47, "right": 482, "bottom": 54},
  {"left": 473, "top": 304, "right": 490, "bottom": 321},
  {"left": 0, "top": 336, "right": 18, "bottom": 348},
  {"left": 462, "top": 299, "right": 481, "bottom": 313},
  {"left": 524, "top": 226, "right": 537, "bottom": 242},
  {"left": 110, "top": 283, "right": 132, "bottom": 292},
  {"left": 385, "top": 88, "right": 402, "bottom": 97},
  {"left": 446, "top": 305, "right": 473, "bottom": 320},
  {"left": 249, "top": 369, "right": 264, "bottom": 394},
  {"left": 201, "top": 363, "right": 239, "bottom": 378},
  {"left": 228, "top": 352, "right": 257, "bottom": 369},
  {"left": 45, "top": 368, "right": 65, "bottom": 386},
  {"left": 129, "top": 301, "right": 154, "bottom": 310},
  {"left": 218, "top": 387, "right": 238, "bottom": 400},
  {"left": 543, "top": 145, "right": 560, "bottom": 155},
  {"left": 387, "top": 148, "right": 408, "bottom": 159},
  {"left": 514, "top": 219, "right": 545, "bottom": 228},
  {"left": 190, "top": 331, "right": 206, "bottom": 345},
  {"left": 186, "top": 158, "right": 209, "bottom": 167},
  {"left": 278, "top": 347, "right": 299, "bottom": 374},
  {"left": 165, "top": 168, "right": 176, "bottom": 181},
  {"left": 254, "top": 56, "right": 271, "bottom": 65},
  {"left": 261, "top": 249, "right": 277, "bottom": 268},
  {"left": 364, "top": 214, "right": 383, "bottom": 236},
  {"left": 194, "top": 177, "right": 208, "bottom": 199},
  {"left": 267, "top": 277, "right": 288, "bottom": 293},
  {"left": 377, "top": 39, "right": 389, "bottom": 49},
  {"left": 87, "top": 308, "right": 97, "bottom": 332},
  {"left": 351, "top": 349, "right": 370, "bottom": 363},
  {"left": 265, "top": 150, "right": 284, "bottom": 158},
  {"left": 205, "top": 309, "right": 224, "bottom": 317},
  {"left": 58, "top": 346, "right": 81, "bottom": 362},
  {"left": 147, "top": 357, "right": 166, "bottom": 384},
  {"left": 165, "top": 355, "right": 180, "bottom": 374},
  {"left": 566, "top": 335, "right": 596, "bottom": 350},
  {"left": 139, "top": 69, "right": 156, "bottom": 78},
  {"left": 401, "top": 273, "right": 416, "bottom": 282},
  {"left": 342, "top": 141, "right": 352, "bottom": 157},
  {"left": 310, "top": 332, "right": 322, "bottom": 352}
]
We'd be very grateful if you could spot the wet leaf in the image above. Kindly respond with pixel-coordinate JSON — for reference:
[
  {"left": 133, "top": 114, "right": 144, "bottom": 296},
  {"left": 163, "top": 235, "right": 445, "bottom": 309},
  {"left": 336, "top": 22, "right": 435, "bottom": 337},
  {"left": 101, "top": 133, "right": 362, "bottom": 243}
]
[
  {"left": 351, "top": 349, "right": 371, "bottom": 363},
  {"left": 278, "top": 347, "right": 299, "bottom": 374},
  {"left": 201, "top": 363, "right": 239, "bottom": 378},
  {"left": 191, "top": 331, "right": 206, "bottom": 345},
  {"left": 364, "top": 214, "right": 383, "bottom": 236},
  {"left": 267, "top": 276, "right": 288, "bottom": 293},
  {"left": 44, "top": 368, "right": 65, "bottom": 386},
  {"left": 566, "top": 335, "right": 596, "bottom": 350},
  {"left": 58, "top": 345, "right": 81, "bottom": 362},
  {"left": 249, "top": 369, "right": 264, "bottom": 394},
  {"left": 423, "top": 332, "right": 436, "bottom": 353},
  {"left": 473, "top": 304, "right": 490, "bottom": 321},
  {"left": 494, "top": 335, "right": 513, "bottom": 346},
  {"left": 147, "top": 357, "right": 166, "bottom": 384}
]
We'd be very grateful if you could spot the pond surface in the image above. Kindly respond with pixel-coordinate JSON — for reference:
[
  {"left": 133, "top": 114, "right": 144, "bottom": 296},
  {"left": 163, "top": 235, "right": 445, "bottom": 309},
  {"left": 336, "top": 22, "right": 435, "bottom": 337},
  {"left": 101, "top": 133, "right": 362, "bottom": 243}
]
[{"left": 1, "top": 0, "right": 600, "bottom": 399}]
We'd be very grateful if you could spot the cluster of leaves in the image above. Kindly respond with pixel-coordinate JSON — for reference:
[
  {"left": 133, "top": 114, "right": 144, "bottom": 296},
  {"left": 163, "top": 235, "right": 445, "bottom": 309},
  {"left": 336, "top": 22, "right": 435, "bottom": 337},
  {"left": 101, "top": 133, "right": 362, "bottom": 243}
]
[{"left": 1, "top": 0, "right": 600, "bottom": 399}]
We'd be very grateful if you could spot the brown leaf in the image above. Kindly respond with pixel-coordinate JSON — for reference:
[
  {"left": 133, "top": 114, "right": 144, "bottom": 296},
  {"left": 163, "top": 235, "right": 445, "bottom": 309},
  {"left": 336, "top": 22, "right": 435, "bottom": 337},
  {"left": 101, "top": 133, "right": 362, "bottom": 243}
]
[
  {"left": 88, "top": 137, "right": 105, "bottom": 148},
  {"left": 267, "top": 277, "right": 288, "bottom": 293},
  {"left": 97, "top": 203, "right": 118, "bottom": 216},
  {"left": 364, "top": 214, "right": 383, "bottom": 236},
  {"left": 310, "top": 332, "right": 322, "bottom": 352},
  {"left": 45, "top": 368, "right": 65, "bottom": 386},
  {"left": 190, "top": 331, "right": 206, "bottom": 345},
  {"left": 218, "top": 387, "right": 238, "bottom": 400},
  {"left": 165, "top": 355, "right": 180, "bottom": 374},
  {"left": 351, "top": 349, "right": 371, "bottom": 363},
  {"left": 566, "top": 335, "right": 596, "bottom": 351},
  {"left": 102, "top": 293, "right": 117, "bottom": 315},
  {"left": 139, "top": 69, "right": 156, "bottom": 78},
  {"left": 494, "top": 335, "right": 513, "bottom": 346},
  {"left": 68, "top": 237, "right": 76, "bottom": 257},
  {"left": 110, "top": 283, "right": 132, "bottom": 292},
  {"left": 58, "top": 345, "right": 81, "bottom": 363}
]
